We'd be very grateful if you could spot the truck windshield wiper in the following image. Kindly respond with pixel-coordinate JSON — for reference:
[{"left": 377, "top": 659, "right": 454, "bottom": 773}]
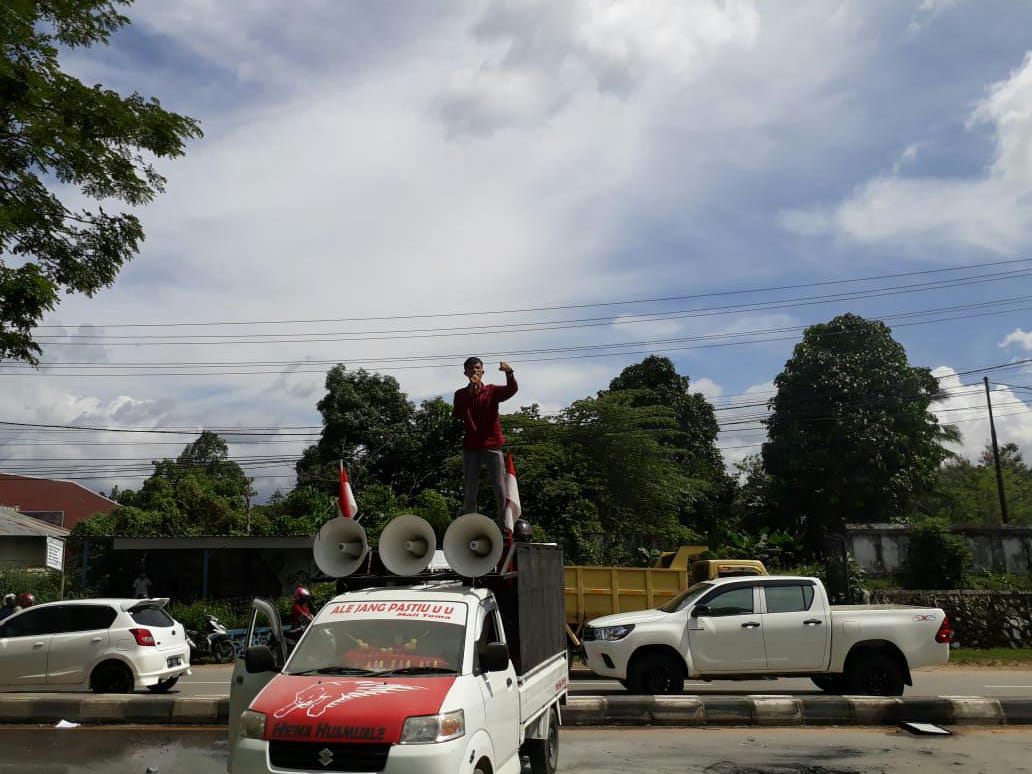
[
  {"left": 287, "top": 667, "right": 379, "bottom": 676},
  {"left": 371, "top": 666, "right": 459, "bottom": 676}
]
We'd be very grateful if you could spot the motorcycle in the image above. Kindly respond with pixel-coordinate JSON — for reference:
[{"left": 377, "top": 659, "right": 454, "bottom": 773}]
[{"left": 186, "top": 613, "right": 235, "bottom": 663}]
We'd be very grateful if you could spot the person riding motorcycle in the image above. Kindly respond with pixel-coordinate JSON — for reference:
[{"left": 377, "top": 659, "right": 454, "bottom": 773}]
[
  {"left": 16, "top": 592, "right": 35, "bottom": 609},
  {"left": 0, "top": 594, "right": 16, "bottom": 621},
  {"left": 290, "top": 586, "right": 314, "bottom": 629}
]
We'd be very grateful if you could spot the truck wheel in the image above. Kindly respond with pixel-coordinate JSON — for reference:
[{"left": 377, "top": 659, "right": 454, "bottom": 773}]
[
  {"left": 846, "top": 652, "right": 904, "bottom": 696},
  {"left": 626, "top": 653, "right": 683, "bottom": 695},
  {"left": 811, "top": 675, "right": 844, "bottom": 694},
  {"left": 525, "top": 708, "right": 559, "bottom": 774}
]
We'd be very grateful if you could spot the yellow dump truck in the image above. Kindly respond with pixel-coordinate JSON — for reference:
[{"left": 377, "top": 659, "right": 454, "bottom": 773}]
[{"left": 563, "top": 546, "right": 767, "bottom": 647}]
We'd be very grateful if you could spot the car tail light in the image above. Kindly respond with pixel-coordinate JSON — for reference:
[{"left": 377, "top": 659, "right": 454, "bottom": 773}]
[
  {"left": 934, "top": 615, "right": 952, "bottom": 644},
  {"left": 130, "top": 628, "right": 156, "bottom": 646}
]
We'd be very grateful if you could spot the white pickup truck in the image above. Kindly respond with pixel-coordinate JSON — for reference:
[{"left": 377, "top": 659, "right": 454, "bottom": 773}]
[
  {"left": 228, "top": 566, "right": 567, "bottom": 774},
  {"left": 581, "top": 575, "right": 951, "bottom": 696}
]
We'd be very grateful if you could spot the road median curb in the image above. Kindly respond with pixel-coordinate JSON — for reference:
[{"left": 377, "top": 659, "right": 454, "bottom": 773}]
[
  {"left": 0, "top": 695, "right": 229, "bottom": 725},
  {"left": 0, "top": 694, "right": 1027, "bottom": 727},
  {"left": 560, "top": 695, "right": 1027, "bottom": 727}
]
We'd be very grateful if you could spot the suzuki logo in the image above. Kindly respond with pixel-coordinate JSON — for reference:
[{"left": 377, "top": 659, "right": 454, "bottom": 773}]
[{"left": 317, "top": 748, "right": 334, "bottom": 767}]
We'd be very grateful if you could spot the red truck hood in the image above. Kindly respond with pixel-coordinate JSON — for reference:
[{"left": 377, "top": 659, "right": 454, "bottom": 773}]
[{"left": 253, "top": 675, "right": 455, "bottom": 744}]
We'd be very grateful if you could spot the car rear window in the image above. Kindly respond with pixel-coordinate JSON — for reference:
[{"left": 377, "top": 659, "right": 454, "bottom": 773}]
[{"left": 130, "top": 606, "right": 174, "bottom": 627}]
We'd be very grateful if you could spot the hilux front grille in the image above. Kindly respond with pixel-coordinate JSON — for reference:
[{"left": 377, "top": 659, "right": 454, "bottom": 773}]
[{"left": 268, "top": 741, "right": 391, "bottom": 772}]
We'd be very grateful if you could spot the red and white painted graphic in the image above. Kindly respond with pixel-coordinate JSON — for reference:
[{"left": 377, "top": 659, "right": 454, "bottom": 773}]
[{"left": 252, "top": 675, "right": 456, "bottom": 743}]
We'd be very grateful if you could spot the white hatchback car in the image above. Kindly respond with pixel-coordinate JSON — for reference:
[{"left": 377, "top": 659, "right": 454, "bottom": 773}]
[{"left": 0, "top": 598, "right": 191, "bottom": 693}]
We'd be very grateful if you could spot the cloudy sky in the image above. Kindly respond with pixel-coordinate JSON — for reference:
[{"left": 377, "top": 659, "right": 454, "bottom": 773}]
[{"left": 3, "top": 0, "right": 1032, "bottom": 499}]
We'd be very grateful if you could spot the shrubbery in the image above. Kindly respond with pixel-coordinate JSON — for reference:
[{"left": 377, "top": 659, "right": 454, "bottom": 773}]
[
  {"left": 0, "top": 568, "right": 65, "bottom": 604},
  {"left": 901, "top": 517, "right": 972, "bottom": 589}
]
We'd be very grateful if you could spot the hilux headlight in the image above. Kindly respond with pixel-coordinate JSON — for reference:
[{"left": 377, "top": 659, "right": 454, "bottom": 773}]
[
  {"left": 594, "top": 624, "right": 635, "bottom": 641},
  {"left": 239, "top": 710, "right": 266, "bottom": 739},
  {"left": 400, "top": 709, "right": 465, "bottom": 744}
]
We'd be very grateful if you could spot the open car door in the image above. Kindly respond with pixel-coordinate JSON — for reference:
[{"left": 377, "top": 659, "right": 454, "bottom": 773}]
[{"left": 227, "top": 598, "right": 286, "bottom": 771}]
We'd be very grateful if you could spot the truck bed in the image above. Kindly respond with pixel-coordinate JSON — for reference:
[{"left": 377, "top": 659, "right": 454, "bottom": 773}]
[{"left": 518, "top": 651, "right": 568, "bottom": 727}]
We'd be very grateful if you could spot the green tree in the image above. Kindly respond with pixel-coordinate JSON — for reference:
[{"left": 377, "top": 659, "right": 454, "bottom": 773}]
[
  {"left": 606, "top": 355, "right": 733, "bottom": 537},
  {"left": 296, "top": 366, "right": 417, "bottom": 494},
  {"left": 916, "top": 443, "right": 1032, "bottom": 525},
  {"left": 502, "top": 405, "right": 603, "bottom": 563},
  {"left": 1, "top": 0, "right": 202, "bottom": 362},
  {"left": 75, "top": 431, "right": 254, "bottom": 537},
  {"left": 763, "top": 314, "right": 953, "bottom": 556}
]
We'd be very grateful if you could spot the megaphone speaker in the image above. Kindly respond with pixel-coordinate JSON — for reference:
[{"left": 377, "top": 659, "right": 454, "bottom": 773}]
[
  {"left": 379, "top": 514, "right": 437, "bottom": 576},
  {"left": 443, "top": 513, "right": 504, "bottom": 578},
  {"left": 313, "top": 517, "right": 369, "bottom": 578}
]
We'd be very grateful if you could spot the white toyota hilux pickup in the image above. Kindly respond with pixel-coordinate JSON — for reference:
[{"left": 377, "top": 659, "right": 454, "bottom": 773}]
[
  {"left": 582, "top": 575, "right": 951, "bottom": 696},
  {"left": 228, "top": 573, "right": 567, "bottom": 774}
]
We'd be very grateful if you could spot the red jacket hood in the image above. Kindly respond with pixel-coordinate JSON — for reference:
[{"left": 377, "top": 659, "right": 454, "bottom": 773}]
[{"left": 253, "top": 675, "right": 456, "bottom": 744}]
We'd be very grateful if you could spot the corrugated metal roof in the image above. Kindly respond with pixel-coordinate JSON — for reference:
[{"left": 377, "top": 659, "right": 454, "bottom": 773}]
[{"left": 0, "top": 506, "right": 70, "bottom": 538}]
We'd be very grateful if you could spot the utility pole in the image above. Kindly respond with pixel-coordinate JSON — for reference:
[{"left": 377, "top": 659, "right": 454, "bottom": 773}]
[{"left": 983, "top": 376, "right": 1009, "bottom": 525}]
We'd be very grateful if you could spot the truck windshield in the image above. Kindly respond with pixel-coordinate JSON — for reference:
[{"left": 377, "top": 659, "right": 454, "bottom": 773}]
[
  {"left": 658, "top": 582, "right": 712, "bottom": 613},
  {"left": 285, "top": 618, "right": 465, "bottom": 676}
]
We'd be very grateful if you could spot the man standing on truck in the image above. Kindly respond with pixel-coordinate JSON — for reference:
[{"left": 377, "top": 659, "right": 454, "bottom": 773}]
[{"left": 453, "top": 357, "right": 518, "bottom": 531}]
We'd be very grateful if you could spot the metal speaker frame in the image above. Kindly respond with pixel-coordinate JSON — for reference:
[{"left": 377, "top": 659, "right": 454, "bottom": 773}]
[
  {"left": 378, "top": 514, "right": 437, "bottom": 576},
  {"left": 443, "top": 513, "right": 504, "bottom": 578},
  {"left": 313, "top": 517, "right": 369, "bottom": 578}
]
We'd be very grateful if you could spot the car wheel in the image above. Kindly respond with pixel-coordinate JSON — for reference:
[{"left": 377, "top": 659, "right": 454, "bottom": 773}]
[
  {"left": 214, "top": 639, "right": 236, "bottom": 663},
  {"left": 523, "top": 708, "right": 559, "bottom": 774},
  {"left": 147, "top": 676, "right": 179, "bottom": 694},
  {"left": 811, "top": 675, "right": 845, "bottom": 694},
  {"left": 846, "top": 652, "right": 904, "bottom": 696},
  {"left": 626, "top": 652, "right": 684, "bottom": 695},
  {"left": 91, "top": 661, "right": 134, "bottom": 694}
]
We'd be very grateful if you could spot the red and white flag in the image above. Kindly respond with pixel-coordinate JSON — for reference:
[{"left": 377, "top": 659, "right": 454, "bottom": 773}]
[
  {"left": 503, "top": 453, "right": 521, "bottom": 532},
  {"left": 337, "top": 461, "right": 358, "bottom": 519}
]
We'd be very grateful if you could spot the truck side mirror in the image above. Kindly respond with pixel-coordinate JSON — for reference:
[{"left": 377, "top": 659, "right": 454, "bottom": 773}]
[
  {"left": 479, "top": 641, "right": 510, "bottom": 673},
  {"left": 691, "top": 604, "right": 710, "bottom": 618},
  {"left": 244, "top": 645, "right": 276, "bottom": 673}
]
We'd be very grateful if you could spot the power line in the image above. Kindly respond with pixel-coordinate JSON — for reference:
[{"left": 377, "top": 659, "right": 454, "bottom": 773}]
[
  {"left": 34, "top": 256, "right": 1032, "bottom": 329},
  {"left": 29, "top": 269, "right": 1032, "bottom": 345},
  {"left": 16, "top": 294, "right": 1030, "bottom": 370},
  {"left": 7, "top": 305, "right": 1032, "bottom": 376}
]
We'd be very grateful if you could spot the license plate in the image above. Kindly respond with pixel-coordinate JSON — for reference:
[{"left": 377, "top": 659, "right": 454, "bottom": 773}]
[{"left": 167, "top": 656, "right": 182, "bottom": 668}]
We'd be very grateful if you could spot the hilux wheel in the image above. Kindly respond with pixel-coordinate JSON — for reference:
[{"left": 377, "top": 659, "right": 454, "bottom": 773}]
[
  {"left": 91, "top": 661, "right": 134, "bottom": 694},
  {"left": 626, "top": 652, "right": 684, "bottom": 695},
  {"left": 846, "top": 652, "right": 904, "bottom": 696},
  {"left": 524, "top": 708, "right": 559, "bottom": 774}
]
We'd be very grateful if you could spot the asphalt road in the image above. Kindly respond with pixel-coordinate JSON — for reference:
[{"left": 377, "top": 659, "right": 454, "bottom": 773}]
[
  {"left": 169, "top": 664, "right": 1032, "bottom": 698},
  {"left": 2, "top": 725, "right": 1030, "bottom": 773}
]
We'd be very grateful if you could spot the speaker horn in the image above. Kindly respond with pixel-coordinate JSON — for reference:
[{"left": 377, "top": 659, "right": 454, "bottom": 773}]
[
  {"left": 443, "top": 513, "right": 504, "bottom": 578},
  {"left": 379, "top": 514, "right": 437, "bottom": 576},
  {"left": 313, "top": 517, "right": 369, "bottom": 578}
]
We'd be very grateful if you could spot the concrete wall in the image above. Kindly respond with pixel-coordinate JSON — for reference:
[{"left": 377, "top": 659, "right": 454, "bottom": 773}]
[
  {"left": 846, "top": 524, "right": 1032, "bottom": 576},
  {"left": 870, "top": 589, "right": 1032, "bottom": 649}
]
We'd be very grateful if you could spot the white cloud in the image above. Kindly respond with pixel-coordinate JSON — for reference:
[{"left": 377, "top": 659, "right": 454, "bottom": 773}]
[
  {"left": 781, "top": 52, "right": 1032, "bottom": 254},
  {"left": 931, "top": 366, "right": 1032, "bottom": 462},
  {"left": 907, "top": 0, "right": 962, "bottom": 36},
  {"left": 692, "top": 377, "right": 723, "bottom": 399},
  {"left": 1000, "top": 329, "right": 1032, "bottom": 351},
  {"left": 437, "top": 0, "right": 761, "bottom": 136}
]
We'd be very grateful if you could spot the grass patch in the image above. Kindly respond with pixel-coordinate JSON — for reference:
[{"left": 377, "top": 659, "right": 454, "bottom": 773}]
[{"left": 949, "top": 648, "right": 1032, "bottom": 666}]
